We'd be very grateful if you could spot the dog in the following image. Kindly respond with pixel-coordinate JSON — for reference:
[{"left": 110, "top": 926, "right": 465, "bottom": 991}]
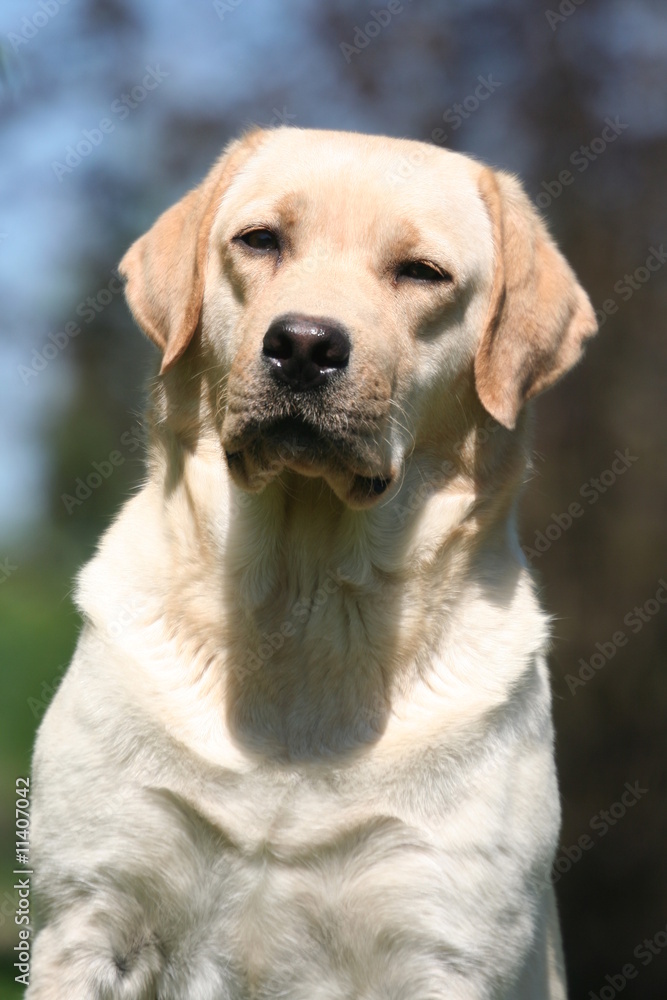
[{"left": 28, "top": 127, "right": 597, "bottom": 999}]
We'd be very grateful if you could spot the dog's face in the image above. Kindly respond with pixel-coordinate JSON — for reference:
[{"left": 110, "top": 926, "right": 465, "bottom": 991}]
[
  {"left": 120, "top": 128, "right": 596, "bottom": 509},
  {"left": 207, "top": 130, "right": 497, "bottom": 507}
]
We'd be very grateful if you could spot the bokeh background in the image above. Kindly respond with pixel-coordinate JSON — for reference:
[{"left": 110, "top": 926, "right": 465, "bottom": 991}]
[{"left": 1, "top": 0, "right": 666, "bottom": 996}]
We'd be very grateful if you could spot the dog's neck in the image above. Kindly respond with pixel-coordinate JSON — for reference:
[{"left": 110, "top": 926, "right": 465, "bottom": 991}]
[
  {"left": 138, "top": 412, "right": 529, "bottom": 758},
  {"left": 72, "top": 378, "right": 530, "bottom": 760}
]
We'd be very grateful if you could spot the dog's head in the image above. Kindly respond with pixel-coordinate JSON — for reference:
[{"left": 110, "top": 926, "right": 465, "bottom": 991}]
[{"left": 120, "top": 128, "right": 596, "bottom": 509}]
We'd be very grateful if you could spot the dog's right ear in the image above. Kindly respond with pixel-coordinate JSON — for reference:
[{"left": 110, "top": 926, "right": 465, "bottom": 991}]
[{"left": 119, "top": 129, "right": 266, "bottom": 373}]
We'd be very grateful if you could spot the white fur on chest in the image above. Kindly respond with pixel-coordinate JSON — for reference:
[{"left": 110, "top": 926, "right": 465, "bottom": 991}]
[
  {"left": 32, "top": 592, "right": 558, "bottom": 1000},
  {"left": 34, "top": 675, "right": 558, "bottom": 1000}
]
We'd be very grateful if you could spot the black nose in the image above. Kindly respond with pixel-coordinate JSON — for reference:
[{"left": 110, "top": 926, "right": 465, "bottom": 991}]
[{"left": 262, "top": 315, "right": 351, "bottom": 391}]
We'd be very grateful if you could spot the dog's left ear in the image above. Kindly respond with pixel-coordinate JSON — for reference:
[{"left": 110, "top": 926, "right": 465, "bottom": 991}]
[
  {"left": 119, "top": 129, "right": 266, "bottom": 373},
  {"left": 474, "top": 167, "right": 597, "bottom": 430}
]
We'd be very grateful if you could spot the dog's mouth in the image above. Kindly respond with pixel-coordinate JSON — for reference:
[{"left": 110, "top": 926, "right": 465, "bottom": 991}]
[{"left": 223, "top": 415, "right": 394, "bottom": 508}]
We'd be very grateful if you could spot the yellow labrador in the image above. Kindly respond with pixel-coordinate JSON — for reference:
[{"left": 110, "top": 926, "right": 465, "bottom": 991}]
[{"left": 29, "top": 128, "right": 596, "bottom": 999}]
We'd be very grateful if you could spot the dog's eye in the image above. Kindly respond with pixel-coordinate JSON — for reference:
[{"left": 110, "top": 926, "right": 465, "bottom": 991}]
[
  {"left": 398, "top": 261, "right": 452, "bottom": 283},
  {"left": 237, "top": 228, "right": 279, "bottom": 252}
]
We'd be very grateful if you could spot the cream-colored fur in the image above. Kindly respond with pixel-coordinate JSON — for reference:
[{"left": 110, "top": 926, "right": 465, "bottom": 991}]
[{"left": 28, "top": 128, "right": 596, "bottom": 999}]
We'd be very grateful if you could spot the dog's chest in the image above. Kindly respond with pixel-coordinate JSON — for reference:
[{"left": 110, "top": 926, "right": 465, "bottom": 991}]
[{"left": 132, "top": 747, "right": 546, "bottom": 998}]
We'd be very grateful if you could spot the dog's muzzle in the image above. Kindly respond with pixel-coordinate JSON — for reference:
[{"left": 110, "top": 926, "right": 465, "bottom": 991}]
[{"left": 220, "top": 314, "right": 396, "bottom": 507}]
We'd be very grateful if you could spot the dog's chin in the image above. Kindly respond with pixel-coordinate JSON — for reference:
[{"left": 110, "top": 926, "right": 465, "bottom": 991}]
[{"left": 223, "top": 419, "right": 395, "bottom": 510}]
